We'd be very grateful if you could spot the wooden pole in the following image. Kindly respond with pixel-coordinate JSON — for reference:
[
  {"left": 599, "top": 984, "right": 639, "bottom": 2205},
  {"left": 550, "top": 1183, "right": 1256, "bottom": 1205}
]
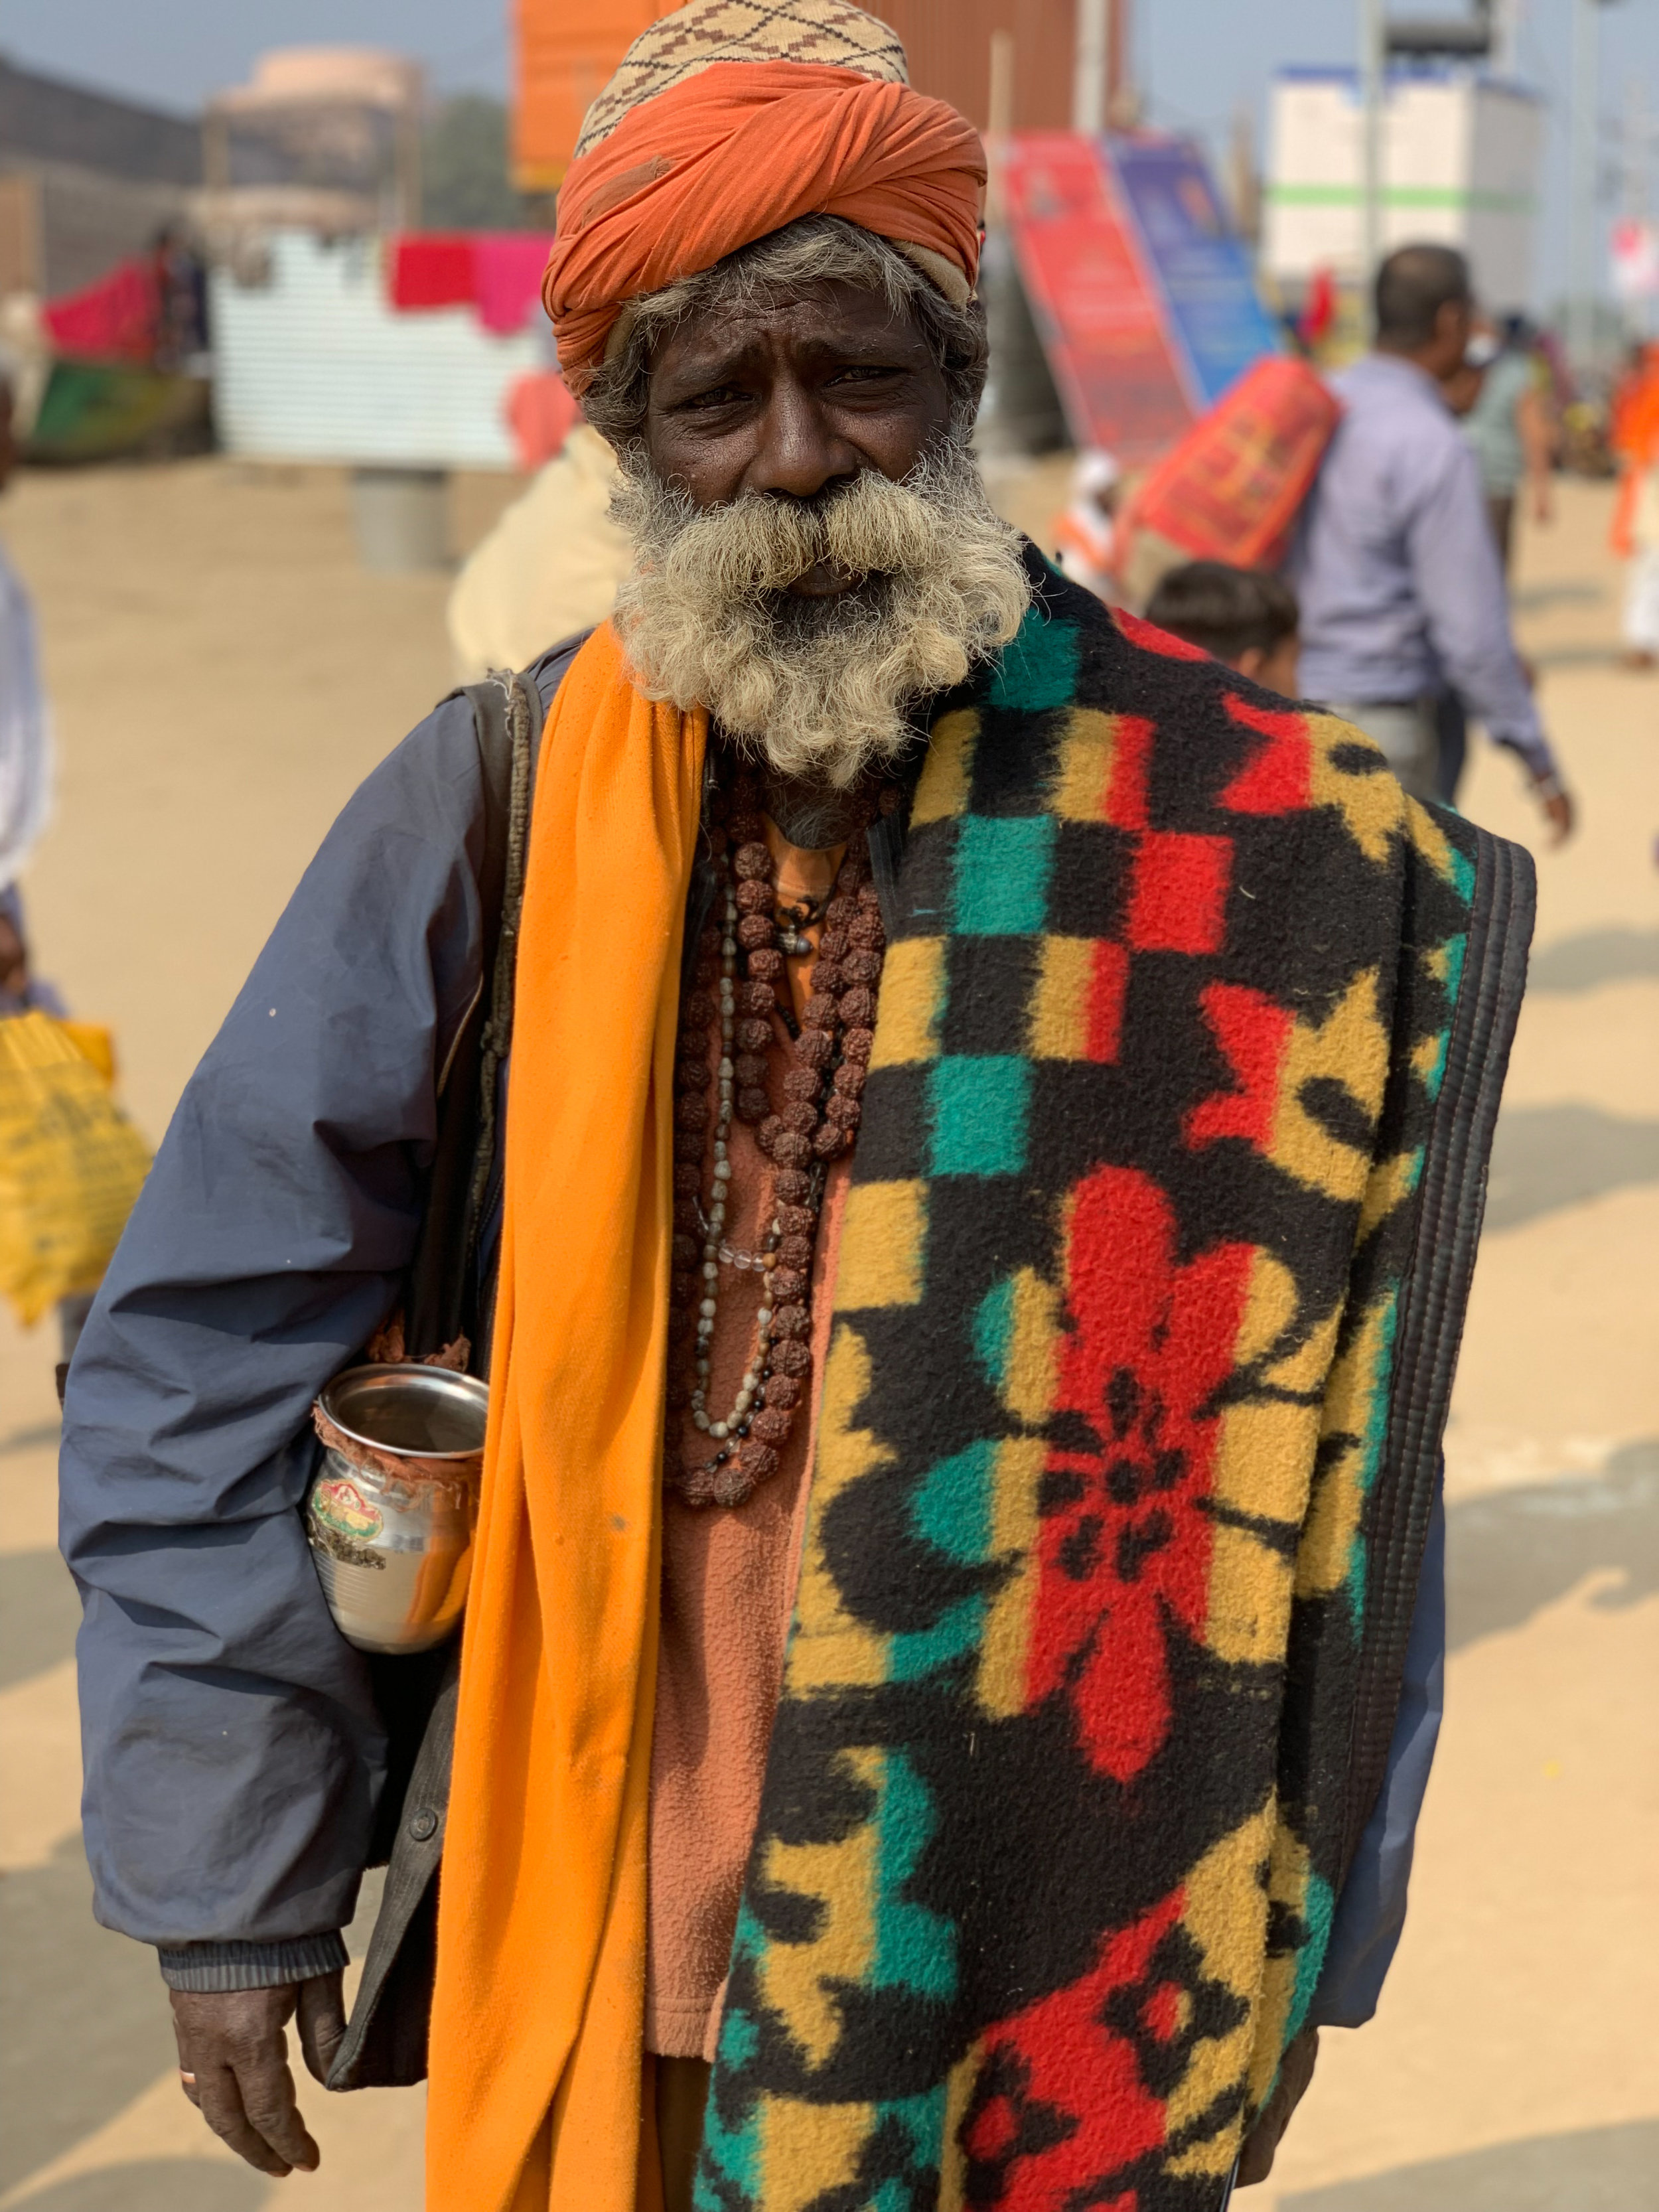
[
  {"left": 1360, "top": 0, "right": 1386, "bottom": 332},
  {"left": 1074, "top": 0, "right": 1108, "bottom": 135}
]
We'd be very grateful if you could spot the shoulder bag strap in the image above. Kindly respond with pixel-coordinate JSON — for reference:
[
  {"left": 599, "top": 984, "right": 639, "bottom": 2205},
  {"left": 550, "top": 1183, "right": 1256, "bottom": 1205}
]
[{"left": 402, "top": 670, "right": 536, "bottom": 1363}]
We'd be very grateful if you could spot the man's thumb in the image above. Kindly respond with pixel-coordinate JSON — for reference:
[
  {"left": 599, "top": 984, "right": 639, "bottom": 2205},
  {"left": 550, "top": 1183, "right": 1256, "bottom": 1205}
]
[{"left": 296, "top": 1970, "right": 348, "bottom": 2087}]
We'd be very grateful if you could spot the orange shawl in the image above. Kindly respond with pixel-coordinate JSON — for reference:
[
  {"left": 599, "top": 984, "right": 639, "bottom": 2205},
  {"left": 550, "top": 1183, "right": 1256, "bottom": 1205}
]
[
  {"left": 543, "top": 60, "right": 985, "bottom": 392},
  {"left": 426, "top": 625, "right": 706, "bottom": 2212},
  {"left": 1611, "top": 350, "right": 1659, "bottom": 558}
]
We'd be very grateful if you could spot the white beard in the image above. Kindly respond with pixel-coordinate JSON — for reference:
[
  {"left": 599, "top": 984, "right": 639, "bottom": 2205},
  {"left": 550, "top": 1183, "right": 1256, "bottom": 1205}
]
[{"left": 608, "top": 445, "right": 1031, "bottom": 788}]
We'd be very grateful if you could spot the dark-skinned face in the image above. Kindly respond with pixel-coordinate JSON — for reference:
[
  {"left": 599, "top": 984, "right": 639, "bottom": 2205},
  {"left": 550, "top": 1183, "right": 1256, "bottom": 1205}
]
[
  {"left": 1410, "top": 297, "right": 1474, "bottom": 383},
  {"left": 640, "top": 279, "right": 953, "bottom": 601}
]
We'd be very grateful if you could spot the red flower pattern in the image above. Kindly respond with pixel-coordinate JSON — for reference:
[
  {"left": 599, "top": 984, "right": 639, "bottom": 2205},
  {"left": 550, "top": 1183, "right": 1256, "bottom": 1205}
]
[{"left": 1027, "top": 1165, "right": 1254, "bottom": 1781}]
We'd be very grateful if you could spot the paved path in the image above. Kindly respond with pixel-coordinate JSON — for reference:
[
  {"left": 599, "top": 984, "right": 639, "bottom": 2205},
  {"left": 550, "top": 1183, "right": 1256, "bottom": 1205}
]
[{"left": 0, "top": 463, "right": 1652, "bottom": 2210}]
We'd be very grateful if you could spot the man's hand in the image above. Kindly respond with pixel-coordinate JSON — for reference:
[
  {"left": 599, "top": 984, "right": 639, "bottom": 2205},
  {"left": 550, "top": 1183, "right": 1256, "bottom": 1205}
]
[
  {"left": 169, "top": 1970, "right": 346, "bottom": 2177},
  {"left": 1530, "top": 773, "right": 1575, "bottom": 846},
  {"left": 1237, "top": 2027, "right": 1319, "bottom": 2187}
]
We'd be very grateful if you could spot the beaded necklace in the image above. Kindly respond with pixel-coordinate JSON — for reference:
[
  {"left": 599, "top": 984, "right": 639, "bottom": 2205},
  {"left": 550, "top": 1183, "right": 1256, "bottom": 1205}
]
[{"left": 665, "top": 765, "right": 890, "bottom": 1509}]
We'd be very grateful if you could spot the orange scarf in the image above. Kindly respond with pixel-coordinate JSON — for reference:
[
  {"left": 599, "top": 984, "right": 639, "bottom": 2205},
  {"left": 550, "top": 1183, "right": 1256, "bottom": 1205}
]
[{"left": 425, "top": 624, "right": 706, "bottom": 2212}]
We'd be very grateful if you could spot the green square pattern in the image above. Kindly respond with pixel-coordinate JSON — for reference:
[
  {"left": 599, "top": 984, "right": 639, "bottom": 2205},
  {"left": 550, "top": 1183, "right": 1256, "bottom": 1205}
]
[
  {"left": 988, "top": 602, "right": 1080, "bottom": 711},
  {"left": 952, "top": 814, "right": 1056, "bottom": 936},
  {"left": 928, "top": 1057, "right": 1031, "bottom": 1177}
]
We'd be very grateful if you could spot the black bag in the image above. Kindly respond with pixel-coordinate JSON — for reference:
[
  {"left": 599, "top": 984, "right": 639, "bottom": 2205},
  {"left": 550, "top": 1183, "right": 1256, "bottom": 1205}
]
[{"left": 330, "top": 660, "right": 543, "bottom": 2091}]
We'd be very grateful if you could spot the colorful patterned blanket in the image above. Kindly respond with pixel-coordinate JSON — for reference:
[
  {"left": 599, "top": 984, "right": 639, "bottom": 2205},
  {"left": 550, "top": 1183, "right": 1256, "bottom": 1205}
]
[{"left": 697, "top": 559, "right": 1533, "bottom": 2211}]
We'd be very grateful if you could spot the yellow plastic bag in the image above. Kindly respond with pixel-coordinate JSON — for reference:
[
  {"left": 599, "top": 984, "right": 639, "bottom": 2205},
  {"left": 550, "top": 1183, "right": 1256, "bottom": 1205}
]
[{"left": 0, "top": 1011, "right": 151, "bottom": 1325}]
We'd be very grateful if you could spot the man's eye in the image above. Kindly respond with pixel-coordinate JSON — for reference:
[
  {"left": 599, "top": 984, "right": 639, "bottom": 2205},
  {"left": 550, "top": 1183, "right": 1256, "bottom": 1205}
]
[
  {"left": 684, "top": 384, "right": 750, "bottom": 410},
  {"left": 828, "top": 364, "right": 903, "bottom": 388}
]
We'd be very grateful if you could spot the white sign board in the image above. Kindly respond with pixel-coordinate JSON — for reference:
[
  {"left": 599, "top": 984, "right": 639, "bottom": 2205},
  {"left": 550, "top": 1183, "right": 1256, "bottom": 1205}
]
[{"left": 1262, "top": 67, "right": 1542, "bottom": 311}]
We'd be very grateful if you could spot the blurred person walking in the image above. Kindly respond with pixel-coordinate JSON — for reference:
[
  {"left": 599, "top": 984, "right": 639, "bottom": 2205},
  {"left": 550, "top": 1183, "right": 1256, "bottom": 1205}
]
[
  {"left": 0, "top": 362, "right": 129, "bottom": 1370},
  {"left": 447, "top": 419, "right": 632, "bottom": 680},
  {"left": 1462, "top": 317, "right": 1557, "bottom": 573},
  {"left": 0, "top": 361, "right": 53, "bottom": 1011},
  {"left": 1611, "top": 340, "right": 1659, "bottom": 671},
  {"left": 1053, "top": 447, "right": 1121, "bottom": 599},
  {"left": 1431, "top": 320, "right": 1554, "bottom": 803},
  {"left": 1292, "top": 245, "right": 1573, "bottom": 837},
  {"left": 149, "top": 225, "right": 209, "bottom": 372}
]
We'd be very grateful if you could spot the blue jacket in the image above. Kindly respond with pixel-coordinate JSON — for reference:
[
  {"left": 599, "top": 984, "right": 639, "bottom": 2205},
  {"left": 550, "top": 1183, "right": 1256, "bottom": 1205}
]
[{"left": 59, "top": 647, "right": 1444, "bottom": 2029}]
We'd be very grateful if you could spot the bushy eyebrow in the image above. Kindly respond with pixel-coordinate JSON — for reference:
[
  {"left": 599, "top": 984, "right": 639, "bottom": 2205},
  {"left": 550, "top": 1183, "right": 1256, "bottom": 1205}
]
[{"left": 652, "top": 309, "right": 930, "bottom": 400}]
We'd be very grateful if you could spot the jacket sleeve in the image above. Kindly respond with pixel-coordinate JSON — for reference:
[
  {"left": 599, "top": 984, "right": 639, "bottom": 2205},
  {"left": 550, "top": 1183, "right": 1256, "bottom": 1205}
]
[
  {"left": 1307, "top": 1469, "right": 1447, "bottom": 2029},
  {"left": 60, "top": 693, "right": 492, "bottom": 1969},
  {"left": 1407, "top": 437, "right": 1557, "bottom": 780}
]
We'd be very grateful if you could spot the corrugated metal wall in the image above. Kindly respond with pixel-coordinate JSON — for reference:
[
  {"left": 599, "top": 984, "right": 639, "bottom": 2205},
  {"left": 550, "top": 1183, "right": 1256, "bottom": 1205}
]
[
  {"left": 875, "top": 1, "right": 1076, "bottom": 131},
  {"left": 211, "top": 232, "right": 545, "bottom": 469}
]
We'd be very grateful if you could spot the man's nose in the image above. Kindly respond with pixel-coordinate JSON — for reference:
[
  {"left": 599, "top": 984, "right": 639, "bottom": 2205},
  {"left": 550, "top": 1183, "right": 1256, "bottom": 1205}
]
[{"left": 745, "top": 380, "right": 860, "bottom": 501}]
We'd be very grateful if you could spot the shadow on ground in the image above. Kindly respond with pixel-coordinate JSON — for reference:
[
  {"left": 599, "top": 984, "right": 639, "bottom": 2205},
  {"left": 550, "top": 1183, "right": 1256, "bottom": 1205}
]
[
  {"left": 0, "top": 1844, "right": 392, "bottom": 2207},
  {"left": 1482, "top": 1103, "right": 1659, "bottom": 1230},
  {"left": 1280, "top": 2118, "right": 1659, "bottom": 2211},
  {"left": 1510, "top": 579, "right": 1606, "bottom": 613},
  {"left": 0, "top": 1420, "right": 61, "bottom": 1457},
  {"left": 0, "top": 1838, "right": 180, "bottom": 2195},
  {"left": 1527, "top": 644, "right": 1640, "bottom": 669},
  {"left": 1446, "top": 1438, "right": 1659, "bottom": 1651},
  {"left": 0, "top": 1547, "right": 82, "bottom": 1690},
  {"left": 1527, "top": 926, "right": 1659, "bottom": 993},
  {"left": 5, "top": 2161, "right": 269, "bottom": 2212}
]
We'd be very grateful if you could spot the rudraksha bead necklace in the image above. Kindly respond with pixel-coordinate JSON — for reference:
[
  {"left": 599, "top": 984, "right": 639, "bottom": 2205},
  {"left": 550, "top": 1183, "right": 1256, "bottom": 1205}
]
[{"left": 666, "top": 765, "right": 891, "bottom": 1509}]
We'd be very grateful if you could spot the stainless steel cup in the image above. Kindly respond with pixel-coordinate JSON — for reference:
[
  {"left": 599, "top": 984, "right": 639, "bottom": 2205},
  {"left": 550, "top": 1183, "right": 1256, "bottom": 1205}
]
[{"left": 305, "top": 1363, "right": 489, "bottom": 1655}]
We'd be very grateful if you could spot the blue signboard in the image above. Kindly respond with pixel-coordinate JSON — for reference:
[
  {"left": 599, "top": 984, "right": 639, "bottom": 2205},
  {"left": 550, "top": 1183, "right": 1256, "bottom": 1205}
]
[{"left": 1108, "top": 136, "right": 1281, "bottom": 407}]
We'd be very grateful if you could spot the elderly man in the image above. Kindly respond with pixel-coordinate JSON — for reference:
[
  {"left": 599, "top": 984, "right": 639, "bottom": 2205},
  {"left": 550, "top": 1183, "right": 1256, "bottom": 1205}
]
[{"left": 62, "top": 9, "right": 1534, "bottom": 2211}]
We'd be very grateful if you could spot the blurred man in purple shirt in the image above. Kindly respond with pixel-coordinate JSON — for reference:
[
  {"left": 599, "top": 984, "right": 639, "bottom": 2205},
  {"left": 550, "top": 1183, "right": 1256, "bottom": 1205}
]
[{"left": 1293, "top": 244, "right": 1574, "bottom": 843}]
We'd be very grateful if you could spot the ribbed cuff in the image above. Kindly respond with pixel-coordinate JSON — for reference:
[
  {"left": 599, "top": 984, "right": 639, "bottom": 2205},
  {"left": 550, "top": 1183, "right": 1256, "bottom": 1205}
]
[
  {"left": 1492, "top": 728, "right": 1559, "bottom": 784},
  {"left": 157, "top": 1933, "right": 348, "bottom": 1993}
]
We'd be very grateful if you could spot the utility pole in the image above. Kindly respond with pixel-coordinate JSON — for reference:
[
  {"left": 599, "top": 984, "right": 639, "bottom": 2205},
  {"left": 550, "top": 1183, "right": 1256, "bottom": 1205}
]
[
  {"left": 985, "top": 27, "right": 1015, "bottom": 224},
  {"left": 1074, "top": 0, "right": 1109, "bottom": 136},
  {"left": 1488, "top": 0, "right": 1522, "bottom": 76},
  {"left": 1359, "top": 0, "right": 1388, "bottom": 325},
  {"left": 1569, "top": 0, "right": 1604, "bottom": 377},
  {"left": 1623, "top": 76, "right": 1647, "bottom": 222},
  {"left": 1619, "top": 71, "right": 1654, "bottom": 340}
]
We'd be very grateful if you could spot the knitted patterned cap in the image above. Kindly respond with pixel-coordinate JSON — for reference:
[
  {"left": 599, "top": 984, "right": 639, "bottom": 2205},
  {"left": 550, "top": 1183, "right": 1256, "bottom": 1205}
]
[{"left": 574, "top": 0, "right": 908, "bottom": 160}]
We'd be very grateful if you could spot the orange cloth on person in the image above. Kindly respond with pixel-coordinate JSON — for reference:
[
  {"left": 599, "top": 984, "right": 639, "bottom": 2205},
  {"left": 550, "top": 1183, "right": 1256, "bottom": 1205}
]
[
  {"left": 1611, "top": 346, "right": 1659, "bottom": 557},
  {"left": 542, "top": 60, "right": 985, "bottom": 392},
  {"left": 424, "top": 622, "right": 705, "bottom": 2212}
]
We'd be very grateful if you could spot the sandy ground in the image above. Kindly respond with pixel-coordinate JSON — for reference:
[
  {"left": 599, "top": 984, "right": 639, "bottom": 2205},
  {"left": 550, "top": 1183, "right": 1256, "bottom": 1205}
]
[{"left": 0, "top": 459, "right": 1654, "bottom": 2212}]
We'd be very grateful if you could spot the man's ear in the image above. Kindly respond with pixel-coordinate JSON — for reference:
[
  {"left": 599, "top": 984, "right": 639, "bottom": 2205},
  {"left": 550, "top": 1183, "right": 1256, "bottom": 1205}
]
[
  {"left": 1436, "top": 297, "right": 1472, "bottom": 354},
  {"left": 1234, "top": 644, "right": 1267, "bottom": 683}
]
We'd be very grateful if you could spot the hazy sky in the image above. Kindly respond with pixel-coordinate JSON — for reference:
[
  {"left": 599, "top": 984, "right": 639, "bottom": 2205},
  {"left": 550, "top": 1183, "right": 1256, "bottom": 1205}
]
[{"left": 3, "top": 0, "right": 1656, "bottom": 309}]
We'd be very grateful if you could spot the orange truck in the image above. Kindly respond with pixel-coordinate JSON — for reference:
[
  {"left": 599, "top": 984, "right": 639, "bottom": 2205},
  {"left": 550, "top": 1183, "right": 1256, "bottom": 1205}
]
[
  {"left": 512, "top": 0, "right": 1086, "bottom": 187},
  {"left": 514, "top": 0, "right": 675, "bottom": 190}
]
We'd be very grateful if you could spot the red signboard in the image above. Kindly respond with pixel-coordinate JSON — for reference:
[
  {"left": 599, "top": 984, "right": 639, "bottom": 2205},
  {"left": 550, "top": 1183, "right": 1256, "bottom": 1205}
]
[{"left": 999, "top": 133, "right": 1196, "bottom": 464}]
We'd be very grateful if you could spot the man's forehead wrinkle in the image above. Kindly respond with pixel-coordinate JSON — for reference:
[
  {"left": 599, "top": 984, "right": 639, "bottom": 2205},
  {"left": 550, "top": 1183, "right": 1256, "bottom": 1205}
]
[{"left": 653, "top": 294, "right": 929, "bottom": 384}]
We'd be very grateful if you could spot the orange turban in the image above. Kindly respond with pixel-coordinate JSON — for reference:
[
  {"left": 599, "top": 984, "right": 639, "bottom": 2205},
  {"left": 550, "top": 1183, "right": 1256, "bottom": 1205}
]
[{"left": 543, "top": 60, "right": 985, "bottom": 394}]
